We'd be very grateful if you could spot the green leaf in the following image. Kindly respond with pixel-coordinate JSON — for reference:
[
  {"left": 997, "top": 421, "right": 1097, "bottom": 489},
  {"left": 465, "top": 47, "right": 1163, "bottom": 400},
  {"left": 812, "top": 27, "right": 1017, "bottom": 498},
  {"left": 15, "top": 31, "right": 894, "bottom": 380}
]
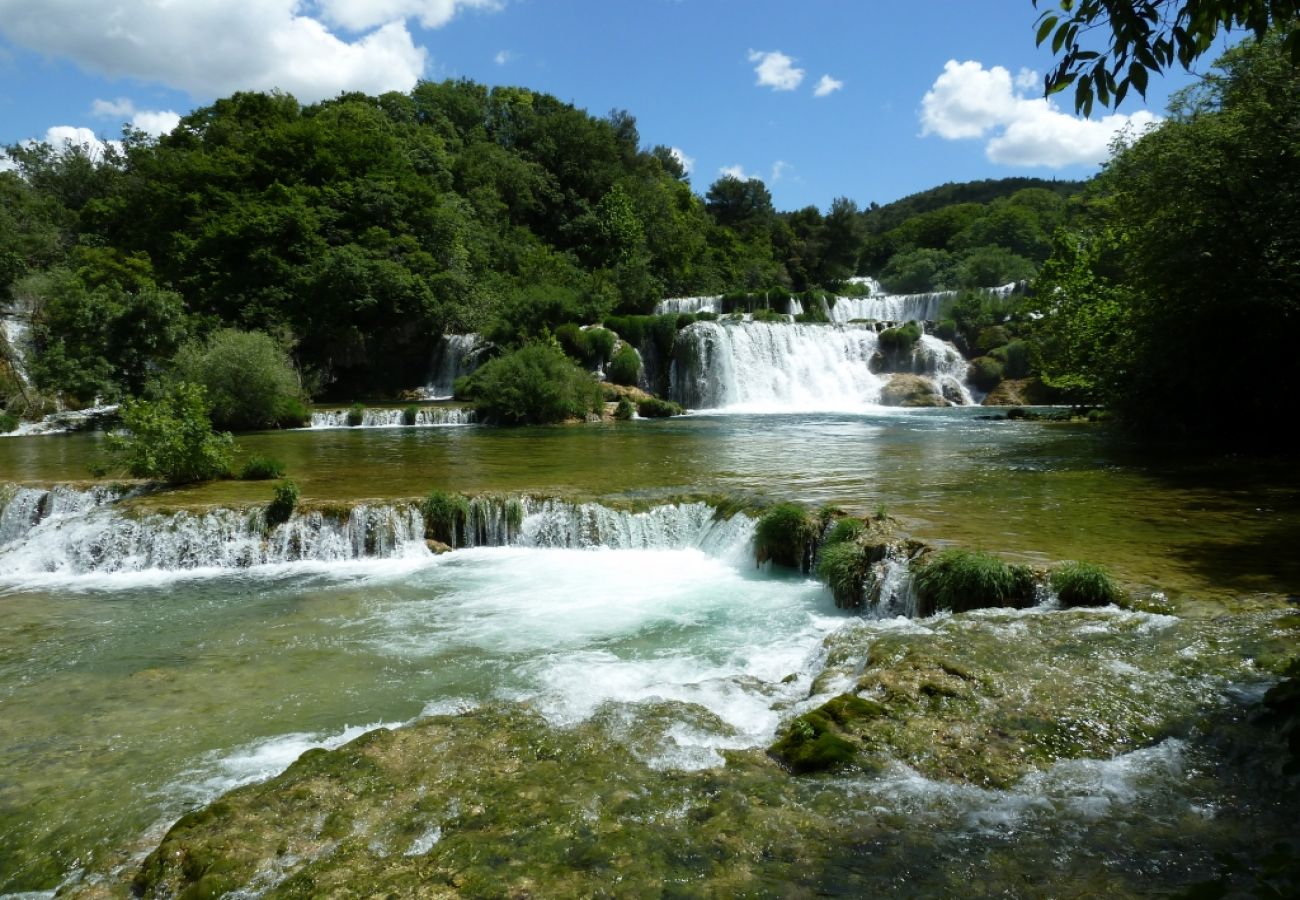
[{"left": 1036, "top": 16, "right": 1059, "bottom": 46}]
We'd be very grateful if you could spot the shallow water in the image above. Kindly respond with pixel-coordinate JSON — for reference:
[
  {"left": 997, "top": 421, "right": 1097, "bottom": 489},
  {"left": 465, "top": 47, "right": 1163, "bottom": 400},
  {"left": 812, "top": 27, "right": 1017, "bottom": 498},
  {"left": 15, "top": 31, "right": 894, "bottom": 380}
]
[{"left": 0, "top": 411, "right": 1297, "bottom": 894}]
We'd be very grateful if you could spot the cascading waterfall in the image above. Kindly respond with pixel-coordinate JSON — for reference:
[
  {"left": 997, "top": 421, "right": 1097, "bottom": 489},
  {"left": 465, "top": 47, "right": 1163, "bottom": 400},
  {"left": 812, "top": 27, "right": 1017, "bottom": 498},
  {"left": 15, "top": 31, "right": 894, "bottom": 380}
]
[
  {"left": 308, "top": 407, "right": 477, "bottom": 428},
  {"left": 656, "top": 296, "right": 723, "bottom": 316},
  {"left": 0, "top": 487, "right": 756, "bottom": 578},
  {"left": 912, "top": 335, "right": 976, "bottom": 405},
  {"left": 669, "top": 320, "right": 886, "bottom": 411},
  {"left": 829, "top": 291, "right": 952, "bottom": 324},
  {"left": 1, "top": 310, "right": 32, "bottom": 388},
  {"left": 424, "top": 333, "right": 486, "bottom": 399}
]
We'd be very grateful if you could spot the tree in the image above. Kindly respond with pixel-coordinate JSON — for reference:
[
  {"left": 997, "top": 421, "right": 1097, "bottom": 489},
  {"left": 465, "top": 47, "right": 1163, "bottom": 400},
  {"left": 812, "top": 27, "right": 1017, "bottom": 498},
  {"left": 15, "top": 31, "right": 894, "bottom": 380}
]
[
  {"left": 171, "top": 329, "right": 304, "bottom": 431},
  {"left": 1032, "top": 0, "right": 1300, "bottom": 113},
  {"left": 105, "top": 382, "right": 234, "bottom": 483}
]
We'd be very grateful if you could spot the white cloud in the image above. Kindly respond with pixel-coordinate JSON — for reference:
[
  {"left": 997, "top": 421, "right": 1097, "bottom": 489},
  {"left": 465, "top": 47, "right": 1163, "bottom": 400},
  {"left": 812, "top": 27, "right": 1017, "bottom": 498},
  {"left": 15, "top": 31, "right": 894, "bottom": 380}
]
[
  {"left": 748, "top": 49, "right": 804, "bottom": 92},
  {"left": 770, "top": 160, "right": 791, "bottom": 182},
  {"left": 91, "top": 97, "right": 181, "bottom": 136},
  {"left": 719, "top": 164, "right": 756, "bottom": 180},
  {"left": 0, "top": 1, "right": 429, "bottom": 103},
  {"left": 813, "top": 74, "right": 843, "bottom": 98},
  {"left": 316, "top": 0, "right": 500, "bottom": 32},
  {"left": 920, "top": 59, "right": 1161, "bottom": 167},
  {"left": 669, "top": 146, "right": 694, "bottom": 174},
  {"left": 494, "top": 49, "right": 511, "bottom": 65},
  {"left": 35, "top": 126, "right": 122, "bottom": 161},
  {"left": 1014, "top": 67, "right": 1040, "bottom": 92}
]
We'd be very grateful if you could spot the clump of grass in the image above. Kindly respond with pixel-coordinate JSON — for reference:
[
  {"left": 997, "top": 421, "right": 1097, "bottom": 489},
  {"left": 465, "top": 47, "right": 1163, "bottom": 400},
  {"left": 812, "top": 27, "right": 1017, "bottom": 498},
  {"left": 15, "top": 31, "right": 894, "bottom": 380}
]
[
  {"left": 239, "top": 455, "right": 286, "bottom": 480},
  {"left": 422, "top": 489, "right": 469, "bottom": 546},
  {"left": 346, "top": 403, "right": 366, "bottom": 427},
  {"left": 613, "top": 397, "right": 634, "bottom": 420},
  {"left": 1050, "top": 561, "right": 1122, "bottom": 607},
  {"left": 607, "top": 344, "right": 642, "bottom": 387},
  {"left": 823, "top": 516, "right": 865, "bottom": 547},
  {"left": 265, "top": 479, "right": 299, "bottom": 527},
  {"left": 754, "top": 502, "right": 819, "bottom": 572},
  {"left": 912, "top": 549, "right": 1036, "bottom": 616},
  {"left": 1, "top": 411, "right": 21, "bottom": 433},
  {"left": 402, "top": 404, "right": 420, "bottom": 426},
  {"left": 817, "top": 541, "right": 870, "bottom": 609},
  {"left": 636, "top": 397, "right": 683, "bottom": 418}
]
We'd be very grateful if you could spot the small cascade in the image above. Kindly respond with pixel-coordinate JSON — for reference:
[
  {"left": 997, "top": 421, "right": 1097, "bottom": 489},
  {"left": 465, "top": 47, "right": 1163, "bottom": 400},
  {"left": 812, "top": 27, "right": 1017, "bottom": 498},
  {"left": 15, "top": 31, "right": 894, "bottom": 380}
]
[
  {"left": 0, "top": 404, "right": 119, "bottom": 438},
  {"left": 655, "top": 296, "right": 723, "bottom": 316},
  {"left": 864, "top": 546, "right": 920, "bottom": 618},
  {"left": 519, "top": 499, "right": 752, "bottom": 556},
  {"left": 308, "top": 407, "right": 477, "bottom": 429},
  {"left": 1, "top": 309, "right": 32, "bottom": 388},
  {"left": 424, "top": 334, "right": 486, "bottom": 399},
  {"left": 0, "top": 484, "right": 124, "bottom": 547},
  {"left": 669, "top": 320, "right": 885, "bottom": 411},
  {"left": 829, "top": 291, "right": 952, "bottom": 324},
  {"left": 912, "top": 335, "right": 975, "bottom": 406}
]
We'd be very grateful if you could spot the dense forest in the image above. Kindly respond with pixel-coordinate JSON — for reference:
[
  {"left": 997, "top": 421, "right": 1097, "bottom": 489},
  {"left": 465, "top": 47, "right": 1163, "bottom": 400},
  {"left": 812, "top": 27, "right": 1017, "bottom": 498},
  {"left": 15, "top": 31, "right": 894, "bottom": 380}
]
[{"left": 0, "top": 30, "right": 1295, "bottom": 445}]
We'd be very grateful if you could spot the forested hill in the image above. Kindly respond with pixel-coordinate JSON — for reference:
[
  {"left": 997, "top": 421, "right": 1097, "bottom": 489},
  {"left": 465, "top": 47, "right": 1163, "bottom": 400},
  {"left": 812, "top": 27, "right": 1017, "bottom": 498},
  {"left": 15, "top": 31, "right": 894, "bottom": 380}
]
[
  {"left": 0, "top": 80, "right": 1082, "bottom": 402},
  {"left": 862, "top": 178, "right": 1084, "bottom": 235}
]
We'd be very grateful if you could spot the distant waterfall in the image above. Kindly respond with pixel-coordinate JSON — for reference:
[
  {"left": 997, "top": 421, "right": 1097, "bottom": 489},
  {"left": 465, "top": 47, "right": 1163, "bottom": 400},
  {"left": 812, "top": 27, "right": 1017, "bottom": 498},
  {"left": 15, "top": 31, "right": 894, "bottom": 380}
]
[
  {"left": 656, "top": 296, "right": 723, "bottom": 315},
  {"left": 309, "top": 407, "right": 476, "bottom": 428},
  {"left": 670, "top": 320, "right": 885, "bottom": 411},
  {"left": 425, "top": 334, "right": 486, "bottom": 399},
  {"left": 1, "top": 308, "right": 32, "bottom": 389},
  {"left": 829, "top": 292, "right": 952, "bottom": 324}
]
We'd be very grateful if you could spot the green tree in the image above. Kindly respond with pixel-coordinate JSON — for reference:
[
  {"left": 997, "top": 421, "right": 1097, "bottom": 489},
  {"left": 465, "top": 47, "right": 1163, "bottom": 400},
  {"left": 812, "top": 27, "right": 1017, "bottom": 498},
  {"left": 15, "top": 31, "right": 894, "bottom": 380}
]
[
  {"left": 105, "top": 382, "right": 234, "bottom": 483},
  {"left": 459, "top": 340, "right": 603, "bottom": 425},
  {"left": 171, "top": 329, "right": 305, "bottom": 431}
]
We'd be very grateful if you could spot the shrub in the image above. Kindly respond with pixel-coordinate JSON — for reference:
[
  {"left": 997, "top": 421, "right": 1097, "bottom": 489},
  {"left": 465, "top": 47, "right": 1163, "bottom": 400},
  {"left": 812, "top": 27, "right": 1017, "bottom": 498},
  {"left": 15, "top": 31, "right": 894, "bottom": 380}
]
[
  {"left": 817, "top": 542, "right": 870, "bottom": 609},
  {"left": 751, "top": 308, "right": 789, "bottom": 323},
  {"left": 912, "top": 549, "right": 1036, "bottom": 616},
  {"left": 240, "top": 455, "right": 286, "bottom": 480},
  {"left": 754, "top": 503, "right": 819, "bottom": 572},
  {"left": 275, "top": 397, "right": 310, "bottom": 428},
  {"left": 613, "top": 397, "right": 634, "bottom": 420},
  {"left": 976, "top": 326, "right": 1011, "bottom": 355},
  {"left": 968, "top": 356, "right": 1004, "bottom": 391},
  {"left": 696, "top": 311, "right": 719, "bottom": 322},
  {"left": 171, "top": 329, "right": 304, "bottom": 432},
  {"left": 555, "top": 324, "right": 617, "bottom": 367},
  {"left": 346, "top": 403, "right": 366, "bottom": 427},
  {"left": 878, "top": 321, "right": 922, "bottom": 354},
  {"left": 460, "top": 342, "right": 603, "bottom": 425},
  {"left": 1000, "top": 340, "right": 1032, "bottom": 379},
  {"left": 104, "top": 382, "right": 234, "bottom": 484},
  {"left": 265, "top": 479, "right": 299, "bottom": 527},
  {"left": 635, "top": 397, "right": 683, "bottom": 418},
  {"left": 402, "top": 404, "right": 420, "bottom": 426},
  {"left": 824, "top": 516, "right": 866, "bottom": 547},
  {"left": 422, "top": 490, "right": 469, "bottom": 546},
  {"left": 935, "top": 319, "right": 958, "bottom": 342},
  {"left": 1050, "top": 562, "right": 1122, "bottom": 607},
  {"left": 607, "top": 344, "right": 642, "bottom": 387},
  {"left": 0, "top": 412, "right": 18, "bottom": 434}
]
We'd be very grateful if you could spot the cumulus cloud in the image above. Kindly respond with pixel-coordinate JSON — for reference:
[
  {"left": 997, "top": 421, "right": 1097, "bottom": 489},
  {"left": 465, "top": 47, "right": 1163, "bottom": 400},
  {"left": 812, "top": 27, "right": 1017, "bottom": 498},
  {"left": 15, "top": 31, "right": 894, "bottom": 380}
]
[
  {"left": 813, "top": 74, "right": 843, "bottom": 98},
  {"left": 91, "top": 97, "right": 181, "bottom": 136},
  {"left": 920, "top": 59, "right": 1161, "bottom": 167},
  {"left": 669, "top": 146, "right": 694, "bottom": 175},
  {"left": 748, "top": 49, "right": 804, "bottom": 91},
  {"left": 0, "top": 0, "right": 430, "bottom": 103},
  {"left": 719, "top": 164, "right": 756, "bottom": 181},
  {"left": 316, "top": 0, "right": 501, "bottom": 32}
]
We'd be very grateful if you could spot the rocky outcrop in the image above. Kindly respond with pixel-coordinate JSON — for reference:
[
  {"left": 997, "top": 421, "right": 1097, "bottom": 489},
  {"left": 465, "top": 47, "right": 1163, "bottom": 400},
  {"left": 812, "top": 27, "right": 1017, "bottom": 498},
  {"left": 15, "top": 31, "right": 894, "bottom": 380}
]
[{"left": 879, "top": 374, "right": 946, "bottom": 407}]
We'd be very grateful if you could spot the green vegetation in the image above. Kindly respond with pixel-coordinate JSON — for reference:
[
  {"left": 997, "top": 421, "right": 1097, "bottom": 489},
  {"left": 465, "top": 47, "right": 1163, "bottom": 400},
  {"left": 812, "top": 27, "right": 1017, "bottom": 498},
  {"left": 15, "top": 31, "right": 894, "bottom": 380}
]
[
  {"left": 422, "top": 490, "right": 470, "bottom": 546},
  {"left": 754, "top": 503, "right": 819, "bottom": 572},
  {"left": 912, "top": 549, "right": 1037, "bottom": 616},
  {"left": 171, "top": 329, "right": 305, "bottom": 431},
  {"left": 1050, "top": 562, "right": 1122, "bottom": 607},
  {"left": 823, "top": 516, "right": 866, "bottom": 547},
  {"left": 606, "top": 343, "right": 641, "bottom": 386},
  {"left": 635, "top": 397, "right": 683, "bottom": 418},
  {"left": 613, "top": 397, "right": 634, "bottom": 420},
  {"left": 816, "top": 542, "right": 870, "bottom": 609},
  {"left": 265, "top": 479, "right": 299, "bottom": 527},
  {"left": 238, "top": 455, "right": 286, "bottom": 481},
  {"left": 877, "top": 321, "right": 922, "bottom": 355},
  {"left": 0, "top": 412, "right": 17, "bottom": 433},
  {"left": 103, "top": 382, "right": 234, "bottom": 484},
  {"left": 459, "top": 342, "right": 604, "bottom": 425},
  {"left": 402, "top": 404, "right": 419, "bottom": 426},
  {"left": 346, "top": 403, "right": 365, "bottom": 427},
  {"left": 967, "top": 357, "right": 1004, "bottom": 392}
]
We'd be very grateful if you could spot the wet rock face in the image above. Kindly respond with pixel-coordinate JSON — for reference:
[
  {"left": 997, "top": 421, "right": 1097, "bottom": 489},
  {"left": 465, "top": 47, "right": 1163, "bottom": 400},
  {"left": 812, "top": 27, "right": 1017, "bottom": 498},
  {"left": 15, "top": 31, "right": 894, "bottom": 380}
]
[{"left": 879, "top": 374, "right": 946, "bottom": 407}]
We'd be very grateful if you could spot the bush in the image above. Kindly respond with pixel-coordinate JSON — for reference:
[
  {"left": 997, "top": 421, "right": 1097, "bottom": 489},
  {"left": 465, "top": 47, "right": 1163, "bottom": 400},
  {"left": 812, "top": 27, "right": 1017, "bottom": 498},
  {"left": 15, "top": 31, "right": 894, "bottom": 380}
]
[
  {"left": 265, "top": 479, "right": 299, "bottom": 527},
  {"left": 275, "top": 397, "right": 311, "bottom": 428},
  {"left": 346, "top": 403, "right": 366, "bottom": 427},
  {"left": 104, "top": 382, "right": 234, "bottom": 484},
  {"left": 817, "top": 541, "right": 870, "bottom": 609},
  {"left": 968, "top": 356, "right": 1004, "bottom": 391},
  {"left": 935, "top": 319, "right": 958, "bottom": 342},
  {"left": 1050, "top": 562, "right": 1122, "bottom": 607},
  {"left": 171, "top": 329, "right": 304, "bottom": 432},
  {"left": 824, "top": 517, "right": 865, "bottom": 547},
  {"left": 422, "top": 489, "right": 469, "bottom": 546},
  {"left": 754, "top": 502, "right": 819, "bottom": 572},
  {"left": 976, "top": 326, "right": 1011, "bottom": 355},
  {"left": 459, "top": 342, "right": 603, "bottom": 426},
  {"left": 636, "top": 397, "right": 683, "bottom": 418},
  {"left": 751, "top": 308, "right": 789, "bottom": 323},
  {"left": 0, "top": 412, "right": 18, "bottom": 434},
  {"left": 240, "top": 455, "right": 286, "bottom": 480},
  {"left": 912, "top": 549, "right": 1036, "bottom": 616},
  {"left": 555, "top": 323, "right": 615, "bottom": 367},
  {"left": 1000, "top": 340, "right": 1032, "bottom": 379},
  {"left": 607, "top": 344, "right": 642, "bottom": 387},
  {"left": 878, "top": 321, "right": 922, "bottom": 354},
  {"left": 402, "top": 404, "right": 420, "bottom": 426},
  {"left": 613, "top": 397, "right": 634, "bottom": 420}
]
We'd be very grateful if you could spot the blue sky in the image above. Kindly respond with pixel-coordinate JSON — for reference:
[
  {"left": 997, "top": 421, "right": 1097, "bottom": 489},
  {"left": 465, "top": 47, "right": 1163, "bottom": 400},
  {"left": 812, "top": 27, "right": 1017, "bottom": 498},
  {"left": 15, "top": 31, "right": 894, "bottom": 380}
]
[{"left": 0, "top": 1, "right": 1210, "bottom": 210}]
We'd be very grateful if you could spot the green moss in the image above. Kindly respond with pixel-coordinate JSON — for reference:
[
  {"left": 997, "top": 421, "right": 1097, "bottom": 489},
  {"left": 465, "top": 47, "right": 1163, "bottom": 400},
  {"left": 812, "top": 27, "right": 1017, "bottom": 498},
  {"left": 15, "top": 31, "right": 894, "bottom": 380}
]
[
  {"left": 878, "top": 322, "right": 922, "bottom": 354},
  {"left": 768, "top": 712, "right": 858, "bottom": 774},
  {"left": 1050, "top": 561, "right": 1122, "bottom": 607},
  {"left": 422, "top": 489, "right": 470, "bottom": 546},
  {"left": 636, "top": 397, "right": 683, "bottom": 418},
  {"left": 754, "top": 502, "right": 818, "bottom": 572},
  {"left": 912, "top": 549, "right": 1037, "bottom": 616}
]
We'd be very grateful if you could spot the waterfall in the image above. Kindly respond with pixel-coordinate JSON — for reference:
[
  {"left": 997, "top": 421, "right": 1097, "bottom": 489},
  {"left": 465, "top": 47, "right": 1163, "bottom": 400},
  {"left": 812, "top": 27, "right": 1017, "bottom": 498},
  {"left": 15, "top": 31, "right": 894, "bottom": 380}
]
[
  {"left": 0, "top": 487, "right": 756, "bottom": 578},
  {"left": 424, "top": 334, "right": 486, "bottom": 399},
  {"left": 1, "top": 310, "right": 32, "bottom": 388},
  {"left": 655, "top": 296, "right": 723, "bottom": 316},
  {"left": 913, "top": 335, "right": 975, "bottom": 405},
  {"left": 308, "top": 407, "right": 477, "bottom": 428},
  {"left": 829, "top": 291, "right": 952, "bottom": 324},
  {"left": 669, "top": 320, "right": 885, "bottom": 411}
]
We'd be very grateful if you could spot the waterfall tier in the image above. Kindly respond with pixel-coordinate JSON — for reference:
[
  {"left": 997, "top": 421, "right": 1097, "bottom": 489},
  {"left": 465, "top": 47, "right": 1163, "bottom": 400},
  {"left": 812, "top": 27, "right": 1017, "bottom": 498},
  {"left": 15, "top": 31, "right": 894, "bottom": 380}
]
[
  {"left": 309, "top": 407, "right": 477, "bottom": 429},
  {"left": 424, "top": 334, "right": 486, "bottom": 399}
]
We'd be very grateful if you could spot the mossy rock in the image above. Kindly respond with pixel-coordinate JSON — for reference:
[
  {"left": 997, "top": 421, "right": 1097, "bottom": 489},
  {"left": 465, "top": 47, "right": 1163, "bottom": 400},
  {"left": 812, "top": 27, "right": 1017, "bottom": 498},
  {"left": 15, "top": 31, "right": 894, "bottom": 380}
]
[
  {"left": 768, "top": 694, "right": 886, "bottom": 774},
  {"left": 879, "top": 374, "right": 946, "bottom": 408},
  {"left": 982, "top": 377, "right": 1054, "bottom": 406}
]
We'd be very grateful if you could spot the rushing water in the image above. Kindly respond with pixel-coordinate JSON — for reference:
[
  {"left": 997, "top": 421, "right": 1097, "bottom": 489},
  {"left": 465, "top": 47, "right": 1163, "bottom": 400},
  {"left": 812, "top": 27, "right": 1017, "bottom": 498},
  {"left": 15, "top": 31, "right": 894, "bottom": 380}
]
[{"left": 0, "top": 411, "right": 1297, "bottom": 895}]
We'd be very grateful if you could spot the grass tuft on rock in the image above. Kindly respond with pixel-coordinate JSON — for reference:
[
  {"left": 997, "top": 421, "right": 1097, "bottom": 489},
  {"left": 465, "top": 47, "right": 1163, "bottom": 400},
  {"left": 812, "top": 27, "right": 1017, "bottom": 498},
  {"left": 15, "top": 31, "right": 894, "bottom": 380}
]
[
  {"left": 817, "top": 541, "right": 870, "bottom": 609},
  {"left": 265, "top": 479, "right": 299, "bottom": 527},
  {"left": 422, "top": 489, "right": 470, "bottom": 547},
  {"left": 912, "top": 548, "right": 1036, "bottom": 616},
  {"left": 754, "top": 502, "right": 819, "bottom": 572},
  {"left": 1050, "top": 561, "right": 1122, "bottom": 607}
]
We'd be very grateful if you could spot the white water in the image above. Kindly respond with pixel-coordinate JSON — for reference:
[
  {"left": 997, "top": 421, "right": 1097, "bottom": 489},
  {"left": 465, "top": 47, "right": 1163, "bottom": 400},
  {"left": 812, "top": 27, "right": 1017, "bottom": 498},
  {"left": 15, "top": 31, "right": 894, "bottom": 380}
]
[
  {"left": 424, "top": 333, "right": 485, "bottom": 399},
  {"left": 0, "top": 403, "right": 119, "bottom": 438},
  {"left": 1, "top": 312, "right": 31, "bottom": 388},
  {"left": 670, "top": 320, "right": 886, "bottom": 412},
  {"left": 308, "top": 406, "right": 477, "bottom": 428}
]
